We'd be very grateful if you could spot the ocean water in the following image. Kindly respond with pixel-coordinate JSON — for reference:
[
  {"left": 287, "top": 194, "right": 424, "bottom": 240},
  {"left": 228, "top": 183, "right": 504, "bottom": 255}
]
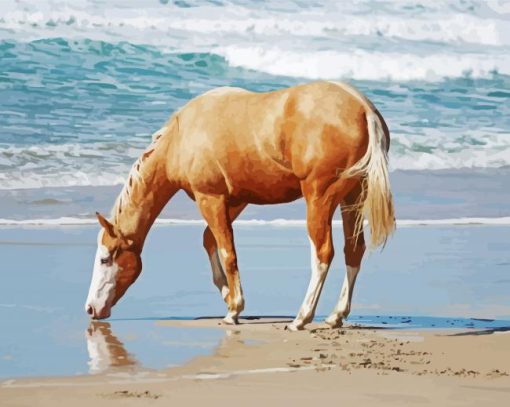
[{"left": 0, "top": 0, "right": 510, "bottom": 221}]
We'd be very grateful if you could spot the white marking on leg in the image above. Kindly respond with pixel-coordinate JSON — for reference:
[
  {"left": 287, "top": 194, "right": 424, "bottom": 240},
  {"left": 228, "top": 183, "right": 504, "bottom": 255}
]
[
  {"left": 209, "top": 249, "right": 229, "bottom": 300},
  {"left": 219, "top": 248, "right": 228, "bottom": 259},
  {"left": 221, "top": 285, "right": 230, "bottom": 301},
  {"left": 326, "top": 265, "right": 361, "bottom": 327},
  {"left": 289, "top": 238, "right": 330, "bottom": 330},
  {"left": 218, "top": 247, "right": 244, "bottom": 317}
]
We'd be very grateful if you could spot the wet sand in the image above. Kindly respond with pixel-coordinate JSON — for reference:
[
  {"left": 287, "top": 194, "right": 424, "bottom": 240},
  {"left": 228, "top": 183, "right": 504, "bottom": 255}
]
[{"left": 2, "top": 319, "right": 509, "bottom": 406}]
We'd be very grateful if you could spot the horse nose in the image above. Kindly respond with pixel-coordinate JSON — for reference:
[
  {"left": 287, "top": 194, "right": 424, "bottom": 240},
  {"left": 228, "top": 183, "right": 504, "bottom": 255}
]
[{"left": 86, "top": 305, "right": 94, "bottom": 316}]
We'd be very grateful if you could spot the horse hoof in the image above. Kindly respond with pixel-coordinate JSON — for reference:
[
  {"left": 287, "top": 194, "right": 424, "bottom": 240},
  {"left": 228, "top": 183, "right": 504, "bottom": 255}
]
[
  {"left": 324, "top": 316, "right": 343, "bottom": 329},
  {"left": 222, "top": 315, "right": 239, "bottom": 325},
  {"left": 285, "top": 322, "right": 304, "bottom": 332}
]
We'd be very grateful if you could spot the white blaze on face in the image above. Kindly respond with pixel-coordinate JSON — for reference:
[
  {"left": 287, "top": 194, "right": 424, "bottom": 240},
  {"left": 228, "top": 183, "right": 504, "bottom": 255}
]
[{"left": 85, "top": 231, "right": 119, "bottom": 318}]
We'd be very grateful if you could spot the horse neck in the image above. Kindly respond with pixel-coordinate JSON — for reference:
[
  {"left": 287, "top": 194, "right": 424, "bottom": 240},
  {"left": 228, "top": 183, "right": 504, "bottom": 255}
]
[{"left": 112, "top": 138, "right": 178, "bottom": 249}]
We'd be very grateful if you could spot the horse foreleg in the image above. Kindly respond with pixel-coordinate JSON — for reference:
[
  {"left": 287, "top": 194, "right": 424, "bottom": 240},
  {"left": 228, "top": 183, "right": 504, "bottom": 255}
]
[
  {"left": 288, "top": 193, "right": 336, "bottom": 331},
  {"left": 196, "top": 193, "right": 244, "bottom": 325},
  {"left": 203, "top": 203, "right": 247, "bottom": 304},
  {"left": 325, "top": 187, "right": 366, "bottom": 328}
]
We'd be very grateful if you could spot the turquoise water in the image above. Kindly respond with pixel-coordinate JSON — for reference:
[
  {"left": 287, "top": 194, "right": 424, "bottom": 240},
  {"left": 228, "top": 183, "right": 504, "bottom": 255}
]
[
  {"left": 1, "top": 1, "right": 510, "bottom": 192},
  {"left": 1, "top": 224, "right": 509, "bottom": 378}
]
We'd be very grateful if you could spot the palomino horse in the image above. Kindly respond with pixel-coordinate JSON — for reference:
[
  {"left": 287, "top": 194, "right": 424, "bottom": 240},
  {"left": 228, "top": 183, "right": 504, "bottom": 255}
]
[{"left": 85, "top": 81, "right": 394, "bottom": 330}]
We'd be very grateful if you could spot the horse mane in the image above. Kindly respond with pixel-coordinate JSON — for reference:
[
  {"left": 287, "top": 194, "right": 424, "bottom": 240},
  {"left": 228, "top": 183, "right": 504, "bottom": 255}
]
[{"left": 110, "top": 124, "right": 170, "bottom": 224}]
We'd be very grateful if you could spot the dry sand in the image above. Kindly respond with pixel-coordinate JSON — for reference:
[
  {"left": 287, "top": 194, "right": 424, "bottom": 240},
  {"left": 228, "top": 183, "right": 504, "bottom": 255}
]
[{"left": 1, "top": 318, "right": 509, "bottom": 406}]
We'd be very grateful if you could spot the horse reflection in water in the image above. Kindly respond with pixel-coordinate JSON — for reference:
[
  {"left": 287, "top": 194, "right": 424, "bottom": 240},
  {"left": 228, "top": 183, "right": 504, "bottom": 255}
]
[
  {"left": 86, "top": 321, "right": 137, "bottom": 374},
  {"left": 85, "top": 320, "right": 272, "bottom": 374}
]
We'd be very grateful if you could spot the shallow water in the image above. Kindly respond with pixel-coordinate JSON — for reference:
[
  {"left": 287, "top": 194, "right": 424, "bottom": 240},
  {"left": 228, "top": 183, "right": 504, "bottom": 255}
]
[{"left": 0, "top": 224, "right": 509, "bottom": 379}]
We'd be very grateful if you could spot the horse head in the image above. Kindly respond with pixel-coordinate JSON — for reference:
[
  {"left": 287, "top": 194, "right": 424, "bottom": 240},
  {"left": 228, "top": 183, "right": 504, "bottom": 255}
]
[{"left": 85, "top": 212, "right": 142, "bottom": 319}]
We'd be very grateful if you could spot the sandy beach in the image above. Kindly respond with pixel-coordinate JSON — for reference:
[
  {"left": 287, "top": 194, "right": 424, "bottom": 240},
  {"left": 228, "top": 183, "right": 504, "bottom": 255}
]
[{"left": 2, "top": 319, "right": 509, "bottom": 406}]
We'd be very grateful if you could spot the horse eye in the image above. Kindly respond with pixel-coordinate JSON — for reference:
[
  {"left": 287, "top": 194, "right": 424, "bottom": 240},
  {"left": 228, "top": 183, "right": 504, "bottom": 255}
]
[{"left": 100, "top": 257, "right": 110, "bottom": 265}]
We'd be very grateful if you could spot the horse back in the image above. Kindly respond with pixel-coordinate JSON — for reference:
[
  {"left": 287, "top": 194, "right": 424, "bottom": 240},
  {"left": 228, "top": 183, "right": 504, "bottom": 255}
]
[{"left": 172, "top": 82, "right": 372, "bottom": 204}]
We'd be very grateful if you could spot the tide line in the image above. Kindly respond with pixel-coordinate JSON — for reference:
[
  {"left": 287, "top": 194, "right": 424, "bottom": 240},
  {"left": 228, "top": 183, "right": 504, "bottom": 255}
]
[{"left": 0, "top": 217, "right": 509, "bottom": 227}]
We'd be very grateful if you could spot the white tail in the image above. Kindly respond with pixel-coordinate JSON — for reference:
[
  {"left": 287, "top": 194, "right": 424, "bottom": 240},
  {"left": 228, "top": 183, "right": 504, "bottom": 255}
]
[{"left": 342, "top": 111, "right": 395, "bottom": 248}]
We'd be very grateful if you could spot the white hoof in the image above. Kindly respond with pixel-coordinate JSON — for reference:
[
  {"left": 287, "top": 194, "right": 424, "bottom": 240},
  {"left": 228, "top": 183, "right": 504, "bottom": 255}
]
[
  {"left": 286, "top": 321, "right": 305, "bottom": 331},
  {"left": 325, "top": 315, "right": 343, "bottom": 328},
  {"left": 222, "top": 312, "right": 239, "bottom": 325}
]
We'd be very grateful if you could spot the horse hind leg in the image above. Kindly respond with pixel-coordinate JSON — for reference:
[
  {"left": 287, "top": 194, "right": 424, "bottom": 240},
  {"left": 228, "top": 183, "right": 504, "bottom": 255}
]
[
  {"left": 287, "top": 192, "right": 337, "bottom": 331},
  {"left": 203, "top": 202, "right": 247, "bottom": 304},
  {"left": 325, "top": 184, "right": 366, "bottom": 328}
]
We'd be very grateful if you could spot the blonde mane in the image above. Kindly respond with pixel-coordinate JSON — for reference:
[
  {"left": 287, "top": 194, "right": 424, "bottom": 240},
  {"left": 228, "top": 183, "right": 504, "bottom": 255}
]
[{"left": 110, "top": 125, "right": 168, "bottom": 223}]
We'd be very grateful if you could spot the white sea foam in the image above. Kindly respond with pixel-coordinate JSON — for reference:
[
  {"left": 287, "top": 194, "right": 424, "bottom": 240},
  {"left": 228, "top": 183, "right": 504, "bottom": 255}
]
[
  {"left": 2, "top": 128, "right": 509, "bottom": 190},
  {"left": 1, "top": 1, "right": 510, "bottom": 190},
  {"left": 0, "top": 143, "right": 139, "bottom": 189},
  {"left": 168, "top": 14, "right": 510, "bottom": 46},
  {"left": 217, "top": 46, "right": 510, "bottom": 81},
  {"left": 1, "top": 1, "right": 509, "bottom": 47},
  {"left": 1, "top": 217, "right": 509, "bottom": 227},
  {"left": 1, "top": 0, "right": 510, "bottom": 83},
  {"left": 390, "top": 130, "right": 510, "bottom": 170}
]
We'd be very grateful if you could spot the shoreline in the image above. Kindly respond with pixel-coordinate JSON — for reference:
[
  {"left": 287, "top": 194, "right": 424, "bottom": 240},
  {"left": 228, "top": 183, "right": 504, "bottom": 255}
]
[
  {"left": 1, "top": 216, "right": 510, "bottom": 227},
  {"left": 1, "top": 168, "right": 510, "bottom": 223},
  {"left": 2, "top": 319, "right": 510, "bottom": 406}
]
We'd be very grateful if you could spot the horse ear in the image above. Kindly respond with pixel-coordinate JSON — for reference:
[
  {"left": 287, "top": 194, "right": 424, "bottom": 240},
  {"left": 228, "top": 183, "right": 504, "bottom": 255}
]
[{"left": 96, "top": 212, "right": 117, "bottom": 238}]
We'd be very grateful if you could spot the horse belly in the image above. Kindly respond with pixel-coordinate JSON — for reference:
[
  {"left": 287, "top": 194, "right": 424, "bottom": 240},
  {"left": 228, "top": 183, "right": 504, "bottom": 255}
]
[{"left": 232, "top": 169, "right": 302, "bottom": 205}]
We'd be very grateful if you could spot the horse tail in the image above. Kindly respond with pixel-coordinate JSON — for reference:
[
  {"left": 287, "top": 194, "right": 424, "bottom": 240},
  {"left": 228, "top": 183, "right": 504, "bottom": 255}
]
[{"left": 342, "top": 111, "right": 395, "bottom": 249}]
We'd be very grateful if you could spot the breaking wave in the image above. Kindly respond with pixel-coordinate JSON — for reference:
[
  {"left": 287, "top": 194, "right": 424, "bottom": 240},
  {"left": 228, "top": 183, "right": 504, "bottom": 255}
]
[
  {"left": 1, "top": 1, "right": 510, "bottom": 47},
  {"left": 1, "top": 1, "right": 510, "bottom": 190},
  {"left": 1, "top": 129, "right": 509, "bottom": 189},
  {"left": 2, "top": 0, "right": 510, "bottom": 83},
  {"left": 217, "top": 46, "right": 510, "bottom": 81}
]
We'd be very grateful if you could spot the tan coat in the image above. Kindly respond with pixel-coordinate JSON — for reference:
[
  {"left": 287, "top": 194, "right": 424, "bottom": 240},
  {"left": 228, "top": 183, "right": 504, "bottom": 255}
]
[{"left": 88, "top": 81, "right": 394, "bottom": 330}]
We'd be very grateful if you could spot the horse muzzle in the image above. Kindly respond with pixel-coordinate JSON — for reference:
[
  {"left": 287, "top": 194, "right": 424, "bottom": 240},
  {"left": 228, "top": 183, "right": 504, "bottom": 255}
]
[{"left": 86, "top": 303, "right": 111, "bottom": 320}]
